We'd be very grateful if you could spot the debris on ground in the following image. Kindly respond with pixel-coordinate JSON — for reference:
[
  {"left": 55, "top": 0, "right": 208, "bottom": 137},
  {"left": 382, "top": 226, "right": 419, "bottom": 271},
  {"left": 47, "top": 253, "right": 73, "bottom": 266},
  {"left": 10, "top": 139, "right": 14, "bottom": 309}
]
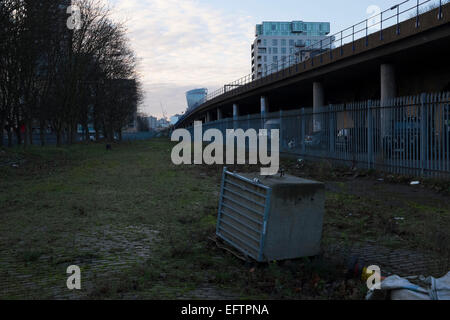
[
  {"left": 367, "top": 272, "right": 450, "bottom": 300},
  {"left": 296, "top": 158, "right": 305, "bottom": 169}
]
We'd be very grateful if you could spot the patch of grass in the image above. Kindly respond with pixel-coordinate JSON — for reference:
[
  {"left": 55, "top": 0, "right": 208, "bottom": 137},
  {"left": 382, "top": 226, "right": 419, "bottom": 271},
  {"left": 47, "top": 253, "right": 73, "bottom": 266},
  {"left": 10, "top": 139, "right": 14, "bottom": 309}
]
[
  {"left": 1, "top": 138, "right": 448, "bottom": 300},
  {"left": 19, "top": 250, "right": 44, "bottom": 263}
]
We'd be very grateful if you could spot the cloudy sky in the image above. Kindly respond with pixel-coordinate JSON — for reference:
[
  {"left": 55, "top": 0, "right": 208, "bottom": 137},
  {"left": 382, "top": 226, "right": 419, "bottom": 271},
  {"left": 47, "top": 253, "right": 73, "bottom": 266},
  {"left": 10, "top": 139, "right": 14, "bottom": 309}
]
[{"left": 107, "top": 0, "right": 407, "bottom": 118}]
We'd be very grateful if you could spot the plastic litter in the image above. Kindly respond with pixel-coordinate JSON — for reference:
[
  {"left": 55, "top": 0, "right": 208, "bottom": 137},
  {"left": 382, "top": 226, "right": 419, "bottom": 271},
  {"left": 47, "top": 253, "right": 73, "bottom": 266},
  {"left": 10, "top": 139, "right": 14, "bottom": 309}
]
[{"left": 367, "top": 272, "right": 450, "bottom": 300}]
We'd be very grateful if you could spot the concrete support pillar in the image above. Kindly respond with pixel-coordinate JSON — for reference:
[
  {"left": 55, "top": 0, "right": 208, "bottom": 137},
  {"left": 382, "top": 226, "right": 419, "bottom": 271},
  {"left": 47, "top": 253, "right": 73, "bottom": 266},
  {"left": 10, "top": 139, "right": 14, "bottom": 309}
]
[
  {"left": 233, "top": 103, "right": 239, "bottom": 130},
  {"left": 217, "top": 108, "right": 223, "bottom": 120},
  {"left": 381, "top": 64, "right": 397, "bottom": 102},
  {"left": 380, "top": 63, "right": 397, "bottom": 138},
  {"left": 313, "top": 82, "right": 325, "bottom": 132},
  {"left": 261, "top": 96, "right": 268, "bottom": 128},
  {"left": 260, "top": 96, "right": 268, "bottom": 114},
  {"left": 206, "top": 111, "right": 212, "bottom": 123},
  {"left": 233, "top": 104, "right": 240, "bottom": 119}
]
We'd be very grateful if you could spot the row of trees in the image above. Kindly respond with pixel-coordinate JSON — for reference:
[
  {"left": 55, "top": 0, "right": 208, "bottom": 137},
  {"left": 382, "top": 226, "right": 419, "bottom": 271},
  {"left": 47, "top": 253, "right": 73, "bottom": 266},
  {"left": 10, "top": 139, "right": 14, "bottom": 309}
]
[{"left": 0, "top": 0, "right": 142, "bottom": 146}]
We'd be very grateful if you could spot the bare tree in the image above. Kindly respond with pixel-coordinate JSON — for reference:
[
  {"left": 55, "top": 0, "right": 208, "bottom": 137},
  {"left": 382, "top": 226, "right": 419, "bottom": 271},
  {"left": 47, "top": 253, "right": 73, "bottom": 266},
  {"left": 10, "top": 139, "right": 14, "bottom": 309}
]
[
  {"left": 1, "top": 0, "right": 142, "bottom": 147},
  {"left": 0, "top": 0, "right": 25, "bottom": 147}
]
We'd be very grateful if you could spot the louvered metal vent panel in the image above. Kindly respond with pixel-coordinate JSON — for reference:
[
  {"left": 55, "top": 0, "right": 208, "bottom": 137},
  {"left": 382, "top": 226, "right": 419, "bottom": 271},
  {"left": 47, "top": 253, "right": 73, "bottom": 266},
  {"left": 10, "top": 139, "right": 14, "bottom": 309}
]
[{"left": 216, "top": 168, "right": 271, "bottom": 261}]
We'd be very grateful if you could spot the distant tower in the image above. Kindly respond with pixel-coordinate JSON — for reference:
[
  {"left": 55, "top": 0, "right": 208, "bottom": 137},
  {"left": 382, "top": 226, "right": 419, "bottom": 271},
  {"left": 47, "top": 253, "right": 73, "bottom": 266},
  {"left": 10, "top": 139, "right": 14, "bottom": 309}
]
[{"left": 186, "top": 89, "right": 208, "bottom": 111}]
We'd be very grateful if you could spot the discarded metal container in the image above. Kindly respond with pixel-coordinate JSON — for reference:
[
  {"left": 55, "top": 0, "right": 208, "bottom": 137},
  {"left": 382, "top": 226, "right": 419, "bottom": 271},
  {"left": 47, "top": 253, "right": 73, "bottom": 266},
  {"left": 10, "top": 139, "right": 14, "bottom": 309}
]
[{"left": 216, "top": 167, "right": 325, "bottom": 262}]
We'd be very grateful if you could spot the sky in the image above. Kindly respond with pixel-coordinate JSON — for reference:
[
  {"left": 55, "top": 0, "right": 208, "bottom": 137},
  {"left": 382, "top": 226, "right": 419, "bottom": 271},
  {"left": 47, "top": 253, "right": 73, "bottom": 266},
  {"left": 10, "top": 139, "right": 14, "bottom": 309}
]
[{"left": 106, "top": 0, "right": 418, "bottom": 118}]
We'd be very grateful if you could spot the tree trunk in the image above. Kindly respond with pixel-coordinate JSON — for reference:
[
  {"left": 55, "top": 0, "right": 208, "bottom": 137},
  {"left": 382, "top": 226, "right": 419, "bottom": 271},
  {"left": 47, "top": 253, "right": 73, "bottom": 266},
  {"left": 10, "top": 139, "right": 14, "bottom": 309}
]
[
  {"left": 39, "top": 119, "right": 46, "bottom": 146},
  {"left": 94, "top": 112, "right": 100, "bottom": 141},
  {"left": 108, "top": 126, "right": 114, "bottom": 143},
  {"left": 69, "top": 122, "right": 77, "bottom": 145},
  {"left": 22, "top": 121, "right": 28, "bottom": 147},
  {"left": 102, "top": 123, "right": 108, "bottom": 141},
  {"left": 0, "top": 118, "right": 5, "bottom": 147},
  {"left": 56, "top": 129, "right": 61, "bottom": 147},
  {"left": 83, "top": 122, "right": 89, "bottom": 142},
  {"left": 15, "top": 127, "right": 22, "bottom": 146},
  {"left": 7, "top": 128, "right": 12, "bottom": 147},
  {"left": 28, "top": 120, "right": 33, "bottom": 146},
  {"left": 67, "top": 125, "right": 72, "bottom": 145},
  {"left": 94, "top": 122, "right": 100, "bottom": 141},
  {"left": 118, "top": 130, "right": 122, "bottom": 142}
]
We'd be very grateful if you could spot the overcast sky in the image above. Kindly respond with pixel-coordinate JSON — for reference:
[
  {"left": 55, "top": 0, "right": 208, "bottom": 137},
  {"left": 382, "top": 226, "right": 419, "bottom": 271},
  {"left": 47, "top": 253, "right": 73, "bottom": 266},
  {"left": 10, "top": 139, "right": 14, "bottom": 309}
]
[{"left": 106, "top": 0, "right": 421, "bottom": 118}]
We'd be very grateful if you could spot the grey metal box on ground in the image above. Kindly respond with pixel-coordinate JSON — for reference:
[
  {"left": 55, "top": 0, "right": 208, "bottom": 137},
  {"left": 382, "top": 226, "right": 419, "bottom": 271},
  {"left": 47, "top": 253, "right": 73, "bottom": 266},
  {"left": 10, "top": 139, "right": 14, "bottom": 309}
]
[{"left": 216, "top": 168, "right": 325, "bottom": 262}]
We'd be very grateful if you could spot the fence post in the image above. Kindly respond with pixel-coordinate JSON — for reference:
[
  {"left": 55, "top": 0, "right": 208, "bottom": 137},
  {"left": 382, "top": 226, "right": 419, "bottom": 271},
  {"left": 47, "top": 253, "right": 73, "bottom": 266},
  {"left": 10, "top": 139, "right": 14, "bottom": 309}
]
[
  {"left": 279, "top": 110, "right": 283, "bottom": 152},
  {"left": 329, "top": 105, "right": 335, "bottom": 156},
  {"left": 420, "top": 93, "right": 428, "bottom": 174},
  {"left": 301, "top": 108, "right": 306, "bottom": 154},
  {"left": 368, "top": 100, "right": 374, "bottom": 169},
  {"left": 416, "top": 0, "right": 420, "bottom": 28},
  {"left": 380, "top": 11, "right": 384, "bottom": 40}
]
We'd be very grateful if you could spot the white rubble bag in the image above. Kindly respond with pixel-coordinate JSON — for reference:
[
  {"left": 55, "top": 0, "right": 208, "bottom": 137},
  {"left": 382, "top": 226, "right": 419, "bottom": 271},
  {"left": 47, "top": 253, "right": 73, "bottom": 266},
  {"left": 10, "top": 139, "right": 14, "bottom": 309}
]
[{"left": 367, "top": 272, "right": 450, "bottom": 300}]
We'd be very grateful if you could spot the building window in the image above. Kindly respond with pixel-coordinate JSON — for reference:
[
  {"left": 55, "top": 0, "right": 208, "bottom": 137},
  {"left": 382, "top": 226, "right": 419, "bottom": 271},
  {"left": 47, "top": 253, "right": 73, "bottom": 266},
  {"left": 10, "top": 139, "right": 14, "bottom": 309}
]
[
  {"left": 289, "top": 39, "right": 294, "bottom": 46},
  {"left": 263, "top": 39, "right": 267, "bottom": 46},
  {"left": 281, "top": 47, "right": 286, "bottom": 54},
  {"left": 273, "top": 47, "right": 278, "bottom": 54},
  {"left": 273, "top": 56, "right": 278, "bottom": 62},
  {"left": 281, "top": 39, "right": 286, "bottom": 46},
  {"left": 272, "top": 39, "right": 278, "bottom": 46},
  {"left": 264, "top": 56, "right": 267, "bottom": 62}
]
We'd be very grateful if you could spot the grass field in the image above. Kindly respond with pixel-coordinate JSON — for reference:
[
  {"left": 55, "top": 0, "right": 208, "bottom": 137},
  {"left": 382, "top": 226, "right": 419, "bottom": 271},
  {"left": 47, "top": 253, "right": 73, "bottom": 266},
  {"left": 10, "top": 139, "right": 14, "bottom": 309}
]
[{"left": 0, "top": 139, "right": 449, "bottom": 300}]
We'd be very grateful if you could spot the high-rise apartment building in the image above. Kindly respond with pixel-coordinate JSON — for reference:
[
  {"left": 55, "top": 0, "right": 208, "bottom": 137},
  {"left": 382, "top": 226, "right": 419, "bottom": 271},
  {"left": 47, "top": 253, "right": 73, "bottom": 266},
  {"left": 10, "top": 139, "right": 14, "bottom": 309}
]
[{"left": 251, "top": 21, "right": 331, "bottom": 79}]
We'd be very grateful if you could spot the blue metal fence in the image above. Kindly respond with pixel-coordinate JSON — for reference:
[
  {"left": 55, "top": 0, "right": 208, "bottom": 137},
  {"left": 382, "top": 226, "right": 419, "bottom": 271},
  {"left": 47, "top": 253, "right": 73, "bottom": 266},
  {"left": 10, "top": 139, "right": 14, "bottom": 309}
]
[{"left": 189, "top": 92, "right": 450, "bottom": 178}]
